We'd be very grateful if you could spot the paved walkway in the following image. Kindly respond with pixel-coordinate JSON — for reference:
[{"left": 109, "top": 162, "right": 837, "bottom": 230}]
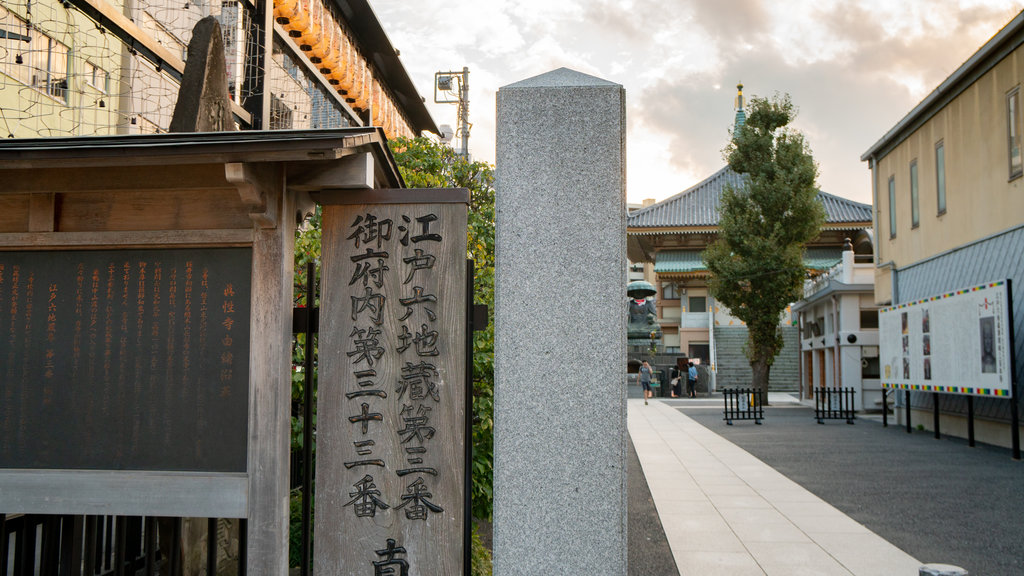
[{"left": 628, "top": 397, "right": 923, "bottom": 576}]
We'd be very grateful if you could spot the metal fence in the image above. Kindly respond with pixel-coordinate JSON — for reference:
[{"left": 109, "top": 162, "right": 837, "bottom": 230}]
[
  {"left": 814, "top": 387, "right": 857, "bottom": 424},
  {"left": 722, "top": 388, "right": 764, "bottom": 425},
  {"left": 1, "top": 514, "right": 244, "bottom": 576}
]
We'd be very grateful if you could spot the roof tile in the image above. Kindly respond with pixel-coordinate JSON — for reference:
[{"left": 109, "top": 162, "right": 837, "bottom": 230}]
[{"left": 628, "top": 166, "right": 871, "bottom": 229}]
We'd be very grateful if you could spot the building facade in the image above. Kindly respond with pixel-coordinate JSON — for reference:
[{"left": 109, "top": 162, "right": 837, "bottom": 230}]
[
  {"left": 861, "top": 10, "right": 1024, "bottom": 446},
  {"left": 627, "top": 85, "right": 873, "bottom": 392},
  {"left": 0, "top": 0, "right": 435, "bottom": 137},
  {"left": 627, "top": 167, "right": 873, "bottom": 392},
  {"left": 791, "top": 234, "right": 880, "bottom": 410}
]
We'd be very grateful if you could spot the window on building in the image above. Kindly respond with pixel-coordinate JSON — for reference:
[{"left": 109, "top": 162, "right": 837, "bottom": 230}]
[
  {"left": 1, "top": 16, "right": 71, "bottom": 103},
  {"left": 860, "top": 309, "right": 879, "bottom": 329},
  {"left": 910, "top": 160, "right": 919, "bottom": 228},
  {"left": 688, "top": 296, "right": 707, "bottom": 314},
  {"left": 0, "top": 5, "right": 32, "bottom": 86},
  {"left": 935, "top": 141, "right": 946, "bottom": 215},
  {"left": 888, "top": 175, "right": 896, "bottom": 238},
  {"left": 269, "top": 95, "right": 293, "bottom": 130},
  {"left": 661, "top": 282, "right": 680, "bottom": 300},
  {"left": 1008, "top": 87, "right": 1022, "bottom": 179},
  {"left": 86, "top": 62, "right": 110, "bottom": 93}
]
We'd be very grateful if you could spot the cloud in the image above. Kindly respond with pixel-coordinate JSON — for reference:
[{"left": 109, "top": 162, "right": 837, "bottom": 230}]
[
  {"left": 372, "top": 0, "right": 1024, "bottom": 204},
  {"left": 630, "top": 1, "right": 1024, "bottom": 202}
]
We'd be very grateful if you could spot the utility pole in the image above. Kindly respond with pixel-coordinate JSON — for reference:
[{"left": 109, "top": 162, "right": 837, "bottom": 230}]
[{"left": 434, "top": 67, "right": 470, "bottom": 158}]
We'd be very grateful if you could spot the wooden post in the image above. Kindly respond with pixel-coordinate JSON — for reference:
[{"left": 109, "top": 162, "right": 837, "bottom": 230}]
[
  {"left": 246, "top": 181, "right": 295, "bottom": 576},
  {"left": 314, "top": 190, "right": 469, "bottom": 576}
]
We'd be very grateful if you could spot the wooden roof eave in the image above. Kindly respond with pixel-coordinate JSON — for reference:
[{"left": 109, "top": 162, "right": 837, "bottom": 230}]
[
  {"left": 0, "top": 128, "right": 405, "bottom": 192},
  {"left": 627, "top": 235, "right": 652, "bottom": 263}
]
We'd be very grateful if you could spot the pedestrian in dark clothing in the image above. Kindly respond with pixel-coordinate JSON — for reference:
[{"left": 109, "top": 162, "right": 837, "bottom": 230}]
[{"left": 686, "top": 361, "right": 698, "bottom": 398}]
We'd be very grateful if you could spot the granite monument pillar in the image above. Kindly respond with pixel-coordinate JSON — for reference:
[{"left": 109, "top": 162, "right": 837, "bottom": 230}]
[{"left": 493, "top": 67, "right": 627, "bottom": 575}]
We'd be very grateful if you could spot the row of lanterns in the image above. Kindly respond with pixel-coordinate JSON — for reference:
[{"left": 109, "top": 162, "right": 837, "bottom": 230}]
[{"left": 273, "top": 0, "right": 412, "bottom": 139}]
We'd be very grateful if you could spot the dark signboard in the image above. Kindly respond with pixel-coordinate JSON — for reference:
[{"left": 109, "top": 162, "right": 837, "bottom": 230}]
[{"left": 0, "top": 248, "right": 251, "bottom": 473}]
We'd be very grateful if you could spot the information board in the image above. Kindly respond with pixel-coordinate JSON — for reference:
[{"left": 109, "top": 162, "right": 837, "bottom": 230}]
[
  {"left": 0, "top": 248, "right": 251, "bottom": 472},
  {"left": 879, "top": 280, "right": 1013, "bottom": 397}
]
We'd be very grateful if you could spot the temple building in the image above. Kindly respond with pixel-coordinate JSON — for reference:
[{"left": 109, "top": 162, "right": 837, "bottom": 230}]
[{"left": 627, "top": 85, "right": 873, "bottom": 392}]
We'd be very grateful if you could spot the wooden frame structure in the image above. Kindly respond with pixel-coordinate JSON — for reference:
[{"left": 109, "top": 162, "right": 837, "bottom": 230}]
[{"left": 0, "top": 128, "right": 402, "bottom": 575}]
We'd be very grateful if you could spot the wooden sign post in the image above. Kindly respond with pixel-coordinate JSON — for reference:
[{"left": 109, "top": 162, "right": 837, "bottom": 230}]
[{"left": 314, "top": 189, "right": 469, "bottom": 576}]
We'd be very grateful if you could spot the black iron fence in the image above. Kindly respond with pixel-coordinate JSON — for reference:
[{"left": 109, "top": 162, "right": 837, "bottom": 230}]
[
  {"left": 814, "top": 387, "right": 857, "bottom": 424},
  {"left": 0, "top": 514, "right": 244, "bottom": 576},
  {"left": 722, "top": 388, "right": 764, "bottom": 425}
]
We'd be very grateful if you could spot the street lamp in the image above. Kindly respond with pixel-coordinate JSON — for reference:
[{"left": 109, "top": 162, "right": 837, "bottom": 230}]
[{"left": 434, "top": 67, "right": 470, "bottom": 159}]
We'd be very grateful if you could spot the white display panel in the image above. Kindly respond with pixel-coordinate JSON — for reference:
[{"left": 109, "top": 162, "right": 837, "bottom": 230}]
[{"left": 880, "top": 280, "right": 1013, "bottom": 397}]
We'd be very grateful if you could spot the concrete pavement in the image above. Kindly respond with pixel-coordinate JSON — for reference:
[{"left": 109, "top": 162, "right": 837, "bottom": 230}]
[{"left": 628, "top": 397, "right": 923, "bottom": 575}]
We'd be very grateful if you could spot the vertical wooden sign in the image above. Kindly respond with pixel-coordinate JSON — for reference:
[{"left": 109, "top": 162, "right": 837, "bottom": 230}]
[{"left": 315, "top": 190, "right": 468, "bottom": 576}]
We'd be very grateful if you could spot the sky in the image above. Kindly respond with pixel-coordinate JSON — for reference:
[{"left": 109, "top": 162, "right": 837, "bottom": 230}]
[{"left": 370, "top": 0, "right": 1024, "bottom": 206}]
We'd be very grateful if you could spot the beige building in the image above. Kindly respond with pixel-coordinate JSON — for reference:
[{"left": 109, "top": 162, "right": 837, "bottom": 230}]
[{"left": 861, "top": 10, "right": 1024, "bottom": 445}]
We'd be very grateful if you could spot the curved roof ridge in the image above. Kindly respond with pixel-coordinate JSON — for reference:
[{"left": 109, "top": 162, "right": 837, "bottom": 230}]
[
  {"left": 629, "top": 164, "right": 732, "bottom": 217},
  {"left": 629, "top": 166, "right": 872, "bottom": 228}
]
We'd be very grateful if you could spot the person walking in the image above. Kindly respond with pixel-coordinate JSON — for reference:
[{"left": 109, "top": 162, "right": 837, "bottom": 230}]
[
  {"left": 686, "top": 361, "right": 698, "bottom": 398},
  {"left": 639, "top": 361, "right": 653, "bottom": 405}
]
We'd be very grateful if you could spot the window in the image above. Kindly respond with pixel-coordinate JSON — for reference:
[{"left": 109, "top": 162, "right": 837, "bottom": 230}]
[
  {"left": 935, "top": 141, "right": 946, "bottom": 215},
  {"left": 661, "top": 282, "right": 680, "bottom": 300},
  {"left": 688, "top": 296, "right": 707, "bottom": 314},
  {"left": 1, "top": 9, "right": 69, "bottom": 102},
  {"left": 269, "top": 94, "right": 294, "bottom": 130},
  {"left": 860, "top": 310, "right": 879, "bottom": 329},
  {"left": 1008, "top": 87, "right": 1022, "bottom": 179},
  {"left": 37, "top": 35, "right": 69, "bottom": 101},
  {"left": 0, "top": 5, "right": 32, "bottom": 86},
  {"left": 888, "top": 175, "right": 896, "bottom": 238},
  {"left": 910, "top": 160, "right": 919, "bottom": 228},
  {"left": 86, "top": 62, "right": 110, "bottom": 93}
]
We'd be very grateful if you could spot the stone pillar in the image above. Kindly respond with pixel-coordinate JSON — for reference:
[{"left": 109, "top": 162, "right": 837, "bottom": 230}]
[{"left": 493, "top": 67, "right": 627, "bottom": 576}]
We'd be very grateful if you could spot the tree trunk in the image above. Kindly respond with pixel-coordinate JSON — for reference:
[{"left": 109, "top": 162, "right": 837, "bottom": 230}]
[{"left": 751, "top": 358, "right": 771, "bottom": 401}]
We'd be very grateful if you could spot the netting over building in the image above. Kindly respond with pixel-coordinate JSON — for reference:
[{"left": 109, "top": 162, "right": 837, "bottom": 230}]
[{"left": 0, "top": 0, "right": 434, "bottom": 138}]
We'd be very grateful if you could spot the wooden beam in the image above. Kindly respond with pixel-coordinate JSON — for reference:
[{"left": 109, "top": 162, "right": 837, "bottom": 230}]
[
  {"left": 28, "top": 193, "right": 55, "bottom": 232},
  {"left": 0, "top": 470, "right": 247, "bottom": 518},
  {"left": 312, "top": 187, "right": 471, "bottom": 205},
  {"left": 0, "top": 165, "right": 235, "bottom": 194},
  {"left": 286, "top": 153, "right": 374, "bottom": 192},
  {"left": 0, "top": 229, "right": 253, "bottom": 249},
  {"left": 226, "top": 162, "right": 281, "bottom": 229},
  {"left": 272, "top": 23, "right": 362, "bottom": 127}
]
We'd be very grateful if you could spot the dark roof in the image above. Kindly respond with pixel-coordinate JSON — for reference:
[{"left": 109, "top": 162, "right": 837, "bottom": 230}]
[
  {"left": 0, "top": 128, "right": 405, "bottom": 188},
  {"left": 626, "top": 166, "right": 872, "bottom": 230},
  {"left": 333, "top": 0, "right": 439, "bottom": 136}
]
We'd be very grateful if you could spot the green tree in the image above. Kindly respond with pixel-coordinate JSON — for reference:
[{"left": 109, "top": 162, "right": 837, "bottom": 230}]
[{"left": 703, "top": 93, "right": 825, "bottom": 395}]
